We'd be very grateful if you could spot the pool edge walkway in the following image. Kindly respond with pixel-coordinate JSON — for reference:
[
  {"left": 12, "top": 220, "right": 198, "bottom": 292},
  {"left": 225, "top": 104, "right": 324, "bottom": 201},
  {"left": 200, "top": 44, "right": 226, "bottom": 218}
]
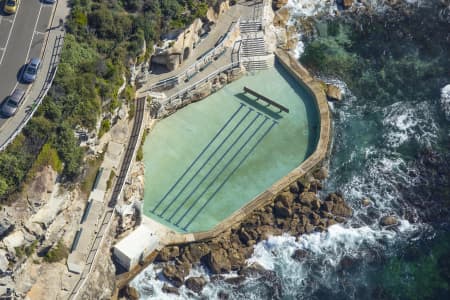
[{"left": 142, "top": 49, "right": 331, "bottom": 246}]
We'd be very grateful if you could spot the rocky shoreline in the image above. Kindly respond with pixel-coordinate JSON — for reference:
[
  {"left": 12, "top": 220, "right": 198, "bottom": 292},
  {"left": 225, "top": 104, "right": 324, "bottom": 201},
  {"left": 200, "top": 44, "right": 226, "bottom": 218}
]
[{"left": 124, "top": 168, "right": 353, "bottom": 298}]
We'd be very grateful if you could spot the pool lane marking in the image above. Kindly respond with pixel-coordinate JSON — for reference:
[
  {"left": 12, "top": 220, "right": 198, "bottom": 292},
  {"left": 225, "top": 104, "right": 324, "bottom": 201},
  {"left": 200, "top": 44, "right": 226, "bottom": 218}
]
[
  {"left": 0, "top": 1, "right": 20, "bottom": 64},
  {"left": 167, "top": 112, "right": 264, "bottom": 222},
  {"left": 181, "top": 120, "right": 278, "bottom": 230},
  {"left": 151, "top": 103, "right": 245, "bottom": 213},
  {"left": 174, "top": 116, "right": 270, "bottom": 226},
  {"left": 156, "top": 107, "right": 254, "bottom": 217}
]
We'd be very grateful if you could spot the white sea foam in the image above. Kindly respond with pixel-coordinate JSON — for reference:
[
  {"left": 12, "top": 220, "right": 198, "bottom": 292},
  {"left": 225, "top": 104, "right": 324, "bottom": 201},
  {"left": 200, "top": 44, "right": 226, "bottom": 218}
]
[
  {"left": 382, "top": 101, "right": 438, "bottom": 148},
  {"left": 441, "top": 84, "right": 450, "bottom": 121}
]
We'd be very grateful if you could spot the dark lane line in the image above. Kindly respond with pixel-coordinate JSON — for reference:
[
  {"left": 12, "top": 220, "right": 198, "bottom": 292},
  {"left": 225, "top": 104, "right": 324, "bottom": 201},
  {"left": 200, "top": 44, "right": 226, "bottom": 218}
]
[
  {"left": 182, "top": 120, "right": 277, "bottom": 230},
  {"left": 150, "top": 103, "right": 245, "bottom": 213},
  {"left": 166, "top": 112, "right": 263, "bottom": 222},
  {"left": 174, "top": 116, "right": 270, "bottom": 226},
  {"left": 156, "top": 107, "right": 253, "bottom": 217}
]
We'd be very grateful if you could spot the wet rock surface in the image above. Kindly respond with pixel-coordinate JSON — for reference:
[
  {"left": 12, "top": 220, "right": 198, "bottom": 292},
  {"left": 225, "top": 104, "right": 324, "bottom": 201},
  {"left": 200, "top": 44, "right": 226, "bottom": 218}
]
[{"left": 153, "top": 172, "right": 353, "bottom": 292}]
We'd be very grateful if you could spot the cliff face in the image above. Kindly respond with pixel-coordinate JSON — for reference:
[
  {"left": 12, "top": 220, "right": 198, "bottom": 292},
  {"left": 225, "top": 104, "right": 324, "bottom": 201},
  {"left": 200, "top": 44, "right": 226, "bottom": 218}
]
[{"left": 151, "top": 0, "right": 230, "bottom": 71}]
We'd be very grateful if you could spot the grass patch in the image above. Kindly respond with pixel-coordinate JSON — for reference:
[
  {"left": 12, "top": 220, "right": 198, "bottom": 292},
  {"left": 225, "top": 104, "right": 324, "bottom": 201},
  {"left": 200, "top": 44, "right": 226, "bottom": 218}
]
[
  {"left": 44, "top": 240, "right": 69, "bottom": 263},
  {"left": 136, "top": 128, "right": 149, "bottom": 161},
  {"left": 15, "top": 240, "right": 39, "bottom": 259},
  {"left": 106, "top": 170, "right": 116, "bottom": 191},
  {"left": 98, "top": 118, "right": 111, "bottom": 138},
  {"left": 80, "top": 153, "right": 104, "bottom": 195}
]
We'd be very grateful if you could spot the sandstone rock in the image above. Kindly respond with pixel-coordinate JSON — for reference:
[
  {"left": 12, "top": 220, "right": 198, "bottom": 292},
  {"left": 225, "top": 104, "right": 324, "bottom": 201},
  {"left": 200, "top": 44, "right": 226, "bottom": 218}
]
[
  {"left": 380, "top": 216, "right": 398, "bottom": 226},
  {"left": 275, "top": 192, "right": 295, "bottom": 208},
  {"left": 335, "top": 216, "right": 346, "bottom": 223},
  {"left": 291, "top": 249, "right": 308, "bottom": 262},
  {"left": 289, "top": 182, "right": 300, "bottom": 194},
  {"left": 274, "top": 0, "right": 288, "bottom": 9},
  {"left": 224, "top": 275, "right": 246, "bottom": 285},
  {"left": 227, "top": 249, "right": 246, "bottom": 271},
  {"left": 304, "top": 223, "right": 314, "bottom": 233},
  {"left": 299, "top": 192, "right": 319, "bottom": 207},
  {"left": 310, "top": 212, "right": 321, "bottom": 225},
  {"left": 322, "top": 201, "right": 334, "bottom": 212},
  {"left": 257, "top": 225, "right": 282, "bottom": 240},
  {"left": 124, "top": 286, "right": 140, "bottom": 300},
  {"left": 259, "top": 212, "right": 274, "bottom": 226},
  {"left": 185, "top": 276, "right": 206, "bottom": 293},
  {"left": 343, "top": 0, "right": 353, "bottom": 9},
  {"left": 184, "top": 243, "right": 210, "bottom": 263},
  {"left": 238, "top": 262, "right": 266, "bottom": 277},
  {"left": 206, "top": 249, "right": 231, "bottom": 274},
  {"left": 238, "top": 229, "right": 252, "bottom": 245},
  {"left": 313, "top": 167, "right": 329, "bottom": 180},
  {"left": 162, "top": 264, "right": 189, "bottom": 287},
  {"left": 274, "top": 201, "right": 291, "bottom": 218},
  {"left": 0, "top": 249, "right": 9, "bottom": 274},
  {"left": 162, "top": 283, "right": 179, "bottom": 295},
  {"left": 332, "top": 202, "right": 353, "bottom": 217},
  {"left": 362, "top": 198, "right": 371, "bottom": 207},
  {"left": 156, "top": 246, "right": 180, "bottom": 262},
  {"left": 327, "top": 219, "right": 338, "bottom": 226},
  {"left": 311, "top": 199, "right": 321, "bottom": 210}
]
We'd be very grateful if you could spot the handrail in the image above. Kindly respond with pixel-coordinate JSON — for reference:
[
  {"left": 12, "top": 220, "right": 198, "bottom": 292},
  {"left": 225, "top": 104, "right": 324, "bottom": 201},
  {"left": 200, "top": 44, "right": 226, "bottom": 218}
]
[
  {"left": 147, "top": 18, "right": 241, "bottom": 92},
  {"left": 164, "top": 61, "right": 241, "bottom": 104}
]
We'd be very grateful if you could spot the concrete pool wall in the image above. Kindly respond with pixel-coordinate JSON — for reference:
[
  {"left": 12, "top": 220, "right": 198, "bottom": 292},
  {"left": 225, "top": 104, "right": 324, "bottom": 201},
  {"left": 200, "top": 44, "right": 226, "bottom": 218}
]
[{"left": 142, "top": 49, "right": 331, "bottom": 245}]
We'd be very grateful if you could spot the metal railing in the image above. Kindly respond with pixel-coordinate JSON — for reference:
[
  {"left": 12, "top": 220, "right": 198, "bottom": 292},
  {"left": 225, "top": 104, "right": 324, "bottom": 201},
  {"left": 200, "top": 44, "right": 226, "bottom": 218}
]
[
  {"left": 0, "top": 35, "right": 64, "bottom": 152},
  {"left": 164, "top": 61, "right": 241, "bottom": 105},
  {"left": 147, "top": 18, "right": 241, "bottom": 92}
]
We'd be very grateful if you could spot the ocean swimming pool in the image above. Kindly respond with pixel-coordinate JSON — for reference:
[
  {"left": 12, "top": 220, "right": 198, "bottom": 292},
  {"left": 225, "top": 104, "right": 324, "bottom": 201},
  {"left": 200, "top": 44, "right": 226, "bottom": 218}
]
[{"left": 142, "top": 63, "right": 320, "bottom": 233}]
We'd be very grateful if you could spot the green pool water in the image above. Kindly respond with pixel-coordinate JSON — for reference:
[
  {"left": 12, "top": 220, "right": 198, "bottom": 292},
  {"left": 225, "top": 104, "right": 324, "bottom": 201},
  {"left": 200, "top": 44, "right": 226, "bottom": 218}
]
[{"left": 142, "top": 63, "right": 320, "bottom": 233}]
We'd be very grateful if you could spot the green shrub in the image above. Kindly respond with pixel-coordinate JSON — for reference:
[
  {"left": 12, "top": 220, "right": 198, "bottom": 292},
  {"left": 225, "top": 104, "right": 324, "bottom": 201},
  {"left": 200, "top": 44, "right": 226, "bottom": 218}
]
[
  {"left": 98, "top": 119, "right": 111, "bottom": 138},
  {"left": 44, "top": 240, "right": 69, "bottom": 263}
]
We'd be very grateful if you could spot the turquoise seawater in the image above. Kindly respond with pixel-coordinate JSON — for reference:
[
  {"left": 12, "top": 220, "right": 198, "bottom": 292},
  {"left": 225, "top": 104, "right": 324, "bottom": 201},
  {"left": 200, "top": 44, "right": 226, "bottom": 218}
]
[{"left": 142, "top": 63, "right": 319, "bottom": 233}]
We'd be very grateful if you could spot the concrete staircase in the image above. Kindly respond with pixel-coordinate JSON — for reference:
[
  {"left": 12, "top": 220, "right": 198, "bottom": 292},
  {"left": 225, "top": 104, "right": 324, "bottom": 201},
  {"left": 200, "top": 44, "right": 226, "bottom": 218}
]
[{"left": 239, "top": 20, "right": 262, "bottom": 33}]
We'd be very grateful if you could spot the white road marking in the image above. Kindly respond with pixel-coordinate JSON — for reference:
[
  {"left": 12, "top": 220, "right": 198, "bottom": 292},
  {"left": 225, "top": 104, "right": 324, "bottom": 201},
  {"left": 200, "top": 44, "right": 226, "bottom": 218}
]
[
  {"left": 24, "top": 4, "right": 44, "bottom": 65},
  {"left": 0, "top": 1, "right": 20, "bottom": 65},
  {"left": 2, "top": 3, "right": 44, "bottom": 129},
  {"left": 35, "top": 31, "right": 46, "bottom": 35}
]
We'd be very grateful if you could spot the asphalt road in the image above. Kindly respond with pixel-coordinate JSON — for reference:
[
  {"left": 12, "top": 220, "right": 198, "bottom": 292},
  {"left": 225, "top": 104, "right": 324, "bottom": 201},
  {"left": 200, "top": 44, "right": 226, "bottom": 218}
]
[{"left": 0, "top": 0, "right": 54, "bottom": 128}]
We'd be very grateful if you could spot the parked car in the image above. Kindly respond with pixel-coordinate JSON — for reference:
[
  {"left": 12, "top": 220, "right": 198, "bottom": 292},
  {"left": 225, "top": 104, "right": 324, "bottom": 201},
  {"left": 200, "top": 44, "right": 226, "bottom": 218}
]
[
  {"left": 3, "top": 0, "right": 18, "bottom": 14},
  {"left": 22, "top": 58, "right": 41, "bottom": 83},
  {"left": 1, "top": 88, "right": 25, "bottom": 117},
  {"left": 42, "top": 0, "right": 56, "bottom": 4}
]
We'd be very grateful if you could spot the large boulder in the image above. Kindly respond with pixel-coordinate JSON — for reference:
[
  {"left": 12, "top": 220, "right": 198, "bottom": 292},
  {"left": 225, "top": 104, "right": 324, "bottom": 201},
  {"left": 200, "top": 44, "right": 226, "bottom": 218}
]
[
  {"left": 185, "top": 276, "right": 207, "bottom": 294},
  {"left": 273, "top": 201, "right": 291, "bottom": 218},
  {"left": 227, "top": 249, "right": 246, "bottom": 270},
  {"left": 184, "top": 243, "right": 210, "bottom": 263},
  {"left": 380, "top": 216, "right": 398, "bottom": 226},
  {"left": 162, "top": 283, "right": 179, "bottom": 295},
  {"left": 257, "top": 225, "right": 282, "bottom": 240},
  {"left": 275, "top": 192, "right": 295, "bottom": 208},
  {"left": 299, "top": 192, "right": 319, "bottom": 207},
  {"left": 162, "top": 263, "right": 190, "bottom": 287},
  {"left": 291, "top": 249, "right": 308, "bottom": 262},
  {"left": 0, "top": 249, "right": 9, "bottom": 274},
  {"left": 331, "top": 202, "right": 353, "bottom": 217},
  {"left": 156, "top": 246, "right": 180, "bottom": 262},
  {"left": 124, "top": 286, "right": 140, "bottom": 300},
  {"left": 313, "top": 167, "right": 329, "bottom": 180},
  {"left": 206, "top": 248, "right": 231, "bottom": 274}
]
